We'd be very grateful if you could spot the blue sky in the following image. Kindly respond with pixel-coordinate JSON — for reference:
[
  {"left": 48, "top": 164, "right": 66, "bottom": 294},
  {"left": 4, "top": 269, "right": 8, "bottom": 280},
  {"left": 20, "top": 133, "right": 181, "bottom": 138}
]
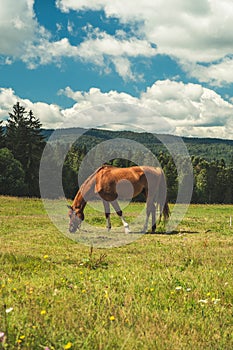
[{"left": 0, "top": 0, "right": 233, "bottom": 139}]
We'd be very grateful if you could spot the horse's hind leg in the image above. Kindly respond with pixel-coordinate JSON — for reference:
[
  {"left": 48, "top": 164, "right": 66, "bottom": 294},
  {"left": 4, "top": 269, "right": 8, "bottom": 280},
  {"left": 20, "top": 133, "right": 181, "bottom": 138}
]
[
  {"left": 111, "top": 200, "right": 130, "bottom": 234},
  {"left": 151, "top": 203, "right": 156, "bottom": 233},
  {"left": 103, "top": 200, "right": 111, "bottom": 231},
  {"left": 143, "top": 201, "right": 156, "bottom": 233}
]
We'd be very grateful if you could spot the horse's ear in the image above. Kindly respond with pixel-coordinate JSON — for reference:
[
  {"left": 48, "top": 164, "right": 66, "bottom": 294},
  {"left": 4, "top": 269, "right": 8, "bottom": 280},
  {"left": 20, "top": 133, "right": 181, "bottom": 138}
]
[{"left": 67, "top": 205, "right": 72, "bottom": 210}]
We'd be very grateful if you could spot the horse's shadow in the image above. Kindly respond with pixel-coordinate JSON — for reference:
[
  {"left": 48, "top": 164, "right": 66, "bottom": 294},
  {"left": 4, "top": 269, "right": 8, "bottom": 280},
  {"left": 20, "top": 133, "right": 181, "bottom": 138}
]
[
  {"left": 76, "top": 228, "right": 199, "bottom": 235},
  {"left": 144, "top": 230, "right": 199, "bottom": 235}
]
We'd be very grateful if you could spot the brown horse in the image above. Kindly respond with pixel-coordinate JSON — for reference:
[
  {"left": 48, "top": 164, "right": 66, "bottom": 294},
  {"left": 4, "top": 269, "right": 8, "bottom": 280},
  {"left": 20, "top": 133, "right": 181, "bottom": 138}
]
[{"left": 68, "top": 165, "right": 170, "bottom": 234}]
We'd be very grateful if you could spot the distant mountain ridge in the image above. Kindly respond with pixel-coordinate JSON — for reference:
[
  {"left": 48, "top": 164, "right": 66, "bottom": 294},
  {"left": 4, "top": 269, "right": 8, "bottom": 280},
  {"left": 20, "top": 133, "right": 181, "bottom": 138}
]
[
  {"left": 42, "top": 127, "right": 233, "bottom": 164},
  {"left": 42, "top": 127, "right": 233, "bottom": 144}
]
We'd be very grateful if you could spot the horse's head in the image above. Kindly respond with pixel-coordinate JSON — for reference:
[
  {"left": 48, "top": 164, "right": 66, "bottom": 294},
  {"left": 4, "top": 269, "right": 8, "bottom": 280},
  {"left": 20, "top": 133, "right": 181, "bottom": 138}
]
[{"left": 67, "top": 205, "right": 84, "bottom": 233}]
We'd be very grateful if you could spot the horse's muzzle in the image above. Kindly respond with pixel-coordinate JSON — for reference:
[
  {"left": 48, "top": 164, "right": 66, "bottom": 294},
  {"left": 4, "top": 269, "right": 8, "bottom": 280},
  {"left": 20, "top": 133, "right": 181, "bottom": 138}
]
[
  {"left": 69, "top": 220, "right": 82, "bottom": 233},
  {"left": 69, "top": 226, "right": 77, "bottom": 233}
]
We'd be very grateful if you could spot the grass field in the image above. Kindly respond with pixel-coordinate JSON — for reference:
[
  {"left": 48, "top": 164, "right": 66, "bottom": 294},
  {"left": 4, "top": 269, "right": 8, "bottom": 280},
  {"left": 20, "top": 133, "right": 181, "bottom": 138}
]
[{"left": 0, "top": 196, "right": 233, "bottom": 349}]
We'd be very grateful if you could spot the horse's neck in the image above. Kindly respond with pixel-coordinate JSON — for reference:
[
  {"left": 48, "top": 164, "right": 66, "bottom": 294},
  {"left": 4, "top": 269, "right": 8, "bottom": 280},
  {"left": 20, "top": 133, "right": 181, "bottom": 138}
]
[
  {"left": 72, "top": 175, "right": 95, "bottom": 210},
  {"left": 72, "top": 191, "right": 86, "bottom": 210}
]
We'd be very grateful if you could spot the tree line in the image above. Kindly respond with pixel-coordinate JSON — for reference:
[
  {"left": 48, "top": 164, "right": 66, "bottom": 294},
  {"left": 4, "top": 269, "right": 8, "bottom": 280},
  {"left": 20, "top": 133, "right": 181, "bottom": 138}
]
[{"left": 1, "top": 102, "right": 233, "bottom": 203}]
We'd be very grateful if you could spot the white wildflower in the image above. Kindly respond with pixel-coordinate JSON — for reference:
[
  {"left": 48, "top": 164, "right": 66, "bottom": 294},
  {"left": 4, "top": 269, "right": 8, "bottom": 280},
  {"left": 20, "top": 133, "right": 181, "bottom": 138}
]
[
  {"left": 198, "top": 299, "right": 208, "bottom": 304},
  {"left": 5, "top": 307, "right": 13, "bottom": 313},
  {"left": 175, "top": 286, "right": 182, "bottom": 291}
]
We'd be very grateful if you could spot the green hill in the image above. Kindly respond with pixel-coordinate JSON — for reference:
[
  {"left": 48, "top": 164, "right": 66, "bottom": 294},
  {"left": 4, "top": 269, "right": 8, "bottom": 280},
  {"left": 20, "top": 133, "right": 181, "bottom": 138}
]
[{"left": 42, "top": 128, "right": 233, "bottom": 164}]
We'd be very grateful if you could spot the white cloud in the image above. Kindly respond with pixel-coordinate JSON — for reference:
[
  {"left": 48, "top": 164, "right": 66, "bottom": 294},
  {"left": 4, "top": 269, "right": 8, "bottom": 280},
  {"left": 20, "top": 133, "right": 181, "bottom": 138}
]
[
  {"left": 0, "top": 88, "right": 64, "bottom": 128},
  {"left": 59, "top": 80, "right": 233, "bottom": 139},
  {"left": 182, "top": 57, "right": 233, "bottom": 87},
  {"left": 0, "top": 0, "right": 49, "bottom": 57},
  {"left": 1, "top": 80, "right": 233, "bottom": 138},
  {"left": 0, "top": 0, "right": 156, "bottom": 81},
  {"left": 1, "top": 0, "right": 233, "bottom": 84},
  {"left": 2, "top": 0, "right": 233, "bottom": 84},
  {"left": 67, "top": 20, "right": 74, "bottom": 34},
  {"left": 111, "top": 57, "right": 135, "bottom": 81},
  {"left": 21, "top": 38, "right": 80, "bottom": 68},
  {"left": 0, "top": 88, "right": 17, "bottom": 118},
  {"left": 79, "top": 28, "right": 156, "bottom": 58},
  {"left": 19, "top": 25, "right": 156, "bottom": 79},
  {"left": 56, "top": 0, "right": 233, "bottom": 85}
]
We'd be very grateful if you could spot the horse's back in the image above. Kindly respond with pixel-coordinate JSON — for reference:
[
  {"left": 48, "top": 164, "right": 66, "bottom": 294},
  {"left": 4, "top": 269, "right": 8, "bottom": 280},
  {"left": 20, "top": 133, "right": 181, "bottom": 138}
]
[
  {"left": 95, "top": 165, "right": 164, "bottom": 194},
  {"left": 94, "top": 165, "right": 145, "bottom": 199},
  {"left": 96, "top": 165, "right": 163, "bottom": 181}
]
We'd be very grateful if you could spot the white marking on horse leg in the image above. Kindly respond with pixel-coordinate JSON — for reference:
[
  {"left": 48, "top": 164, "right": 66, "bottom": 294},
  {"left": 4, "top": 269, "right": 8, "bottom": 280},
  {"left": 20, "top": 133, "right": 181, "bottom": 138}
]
[
  {"left": 121, "top": 215, "right": 130, "bottom": 234},
  {"left": 111, "top": 200, "right": 130, "bottom": 233}
]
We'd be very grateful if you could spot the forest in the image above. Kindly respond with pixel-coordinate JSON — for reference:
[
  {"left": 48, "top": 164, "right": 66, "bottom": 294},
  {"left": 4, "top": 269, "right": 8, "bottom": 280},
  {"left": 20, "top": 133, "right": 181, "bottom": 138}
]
[{"left": 1, "top": 102, "right": 233, "bottom": 203}]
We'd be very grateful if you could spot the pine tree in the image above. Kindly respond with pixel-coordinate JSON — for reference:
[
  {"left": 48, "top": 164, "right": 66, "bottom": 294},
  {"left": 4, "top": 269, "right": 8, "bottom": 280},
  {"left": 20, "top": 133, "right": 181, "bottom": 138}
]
[
  {"left": 0, "top": 120, "right": 5, "bottom": 148},
  {"left": 5, "top": 102, "right": 46, "bottom": 196}
]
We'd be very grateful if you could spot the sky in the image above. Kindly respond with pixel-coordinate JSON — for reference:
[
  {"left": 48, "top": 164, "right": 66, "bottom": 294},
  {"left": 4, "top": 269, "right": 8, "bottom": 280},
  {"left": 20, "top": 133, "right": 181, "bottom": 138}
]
[{"left": 0, "top": 0, "right": 233, "bottom": 139}]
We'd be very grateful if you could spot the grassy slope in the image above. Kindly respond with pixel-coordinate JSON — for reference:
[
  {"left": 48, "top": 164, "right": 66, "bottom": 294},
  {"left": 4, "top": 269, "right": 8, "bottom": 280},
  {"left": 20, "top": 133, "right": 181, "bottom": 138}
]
[{"left": 0, "top": 196, "right": 233, "bottom": 350}]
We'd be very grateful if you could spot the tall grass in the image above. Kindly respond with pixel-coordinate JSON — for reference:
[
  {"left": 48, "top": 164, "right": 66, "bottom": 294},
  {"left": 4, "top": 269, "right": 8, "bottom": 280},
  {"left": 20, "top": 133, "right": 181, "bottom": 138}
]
[{"left": 0, "top": 196, "right": 233, "bottom": 349}]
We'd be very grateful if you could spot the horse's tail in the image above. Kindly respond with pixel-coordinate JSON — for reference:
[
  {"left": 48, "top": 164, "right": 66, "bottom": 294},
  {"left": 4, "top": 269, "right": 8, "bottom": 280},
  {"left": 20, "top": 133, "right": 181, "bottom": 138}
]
[
  {"left": 157, "top": 169, "right": 170, "bottom": 222},
  {"left": 162, "top": 201, "right": 170, "bottom": 222}
]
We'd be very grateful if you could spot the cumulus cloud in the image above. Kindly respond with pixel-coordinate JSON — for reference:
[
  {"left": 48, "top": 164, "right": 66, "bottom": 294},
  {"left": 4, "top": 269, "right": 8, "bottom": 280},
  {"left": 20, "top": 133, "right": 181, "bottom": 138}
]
[
  {"left": 2, "top": 0, "right": 233, "bottom": 84},
  {"left": 0, "top": 0, "right": 34, "bottom": 55},
  {"left": 55, "top": 0, "right": 233, "bottom": 62},
  {"left": 1, "top": 80, "right": 233, "bottom": 138},
  {"left": 56, "top": 0, "right": 233, "bottom": 85},
  {"left": 75, "top": 28, "right": 156, "bottom": 79},
  {"left": 79, "top": 27, "right": 156, "bottom": 59},
  {"left": 0, "top": 88, "right": 64, "bottom": 128},
  {"left": 59, "top": 80, "right": 233, "bottom": 139},
  {"left": 21, "top": 38, "right": 80, "bottom": 68},
  {"left": 0, "top": 4, "right": 155, "bottom": 81},
  {"left": 182, "top": 57, "right": 233, "bottom": 87},
  {"left": 0, "top": 0, "right": 157, "bottom": 81},
  {"left": 0, "top": 0, "right": 49, "bottom": 58}
]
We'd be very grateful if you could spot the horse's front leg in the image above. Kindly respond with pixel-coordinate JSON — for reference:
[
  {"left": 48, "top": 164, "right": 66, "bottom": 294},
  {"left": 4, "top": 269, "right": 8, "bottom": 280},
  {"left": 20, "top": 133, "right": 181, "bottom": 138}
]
[
  {"left": 103, "top": 200, "right": 111, "bottom": 232},
  {"left": 111, "top": 200, "right": 130, "bottom": 234}
]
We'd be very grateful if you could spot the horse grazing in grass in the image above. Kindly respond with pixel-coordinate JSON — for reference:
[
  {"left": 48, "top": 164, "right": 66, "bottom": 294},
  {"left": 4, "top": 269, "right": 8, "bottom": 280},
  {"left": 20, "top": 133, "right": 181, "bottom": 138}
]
[{"left": 68, "top": 165, "right": 170, "bottom": 234}]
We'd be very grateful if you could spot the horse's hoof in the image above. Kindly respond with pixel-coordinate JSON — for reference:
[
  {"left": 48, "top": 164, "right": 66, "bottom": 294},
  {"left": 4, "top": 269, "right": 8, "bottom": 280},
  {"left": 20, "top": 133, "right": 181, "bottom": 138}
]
[{"left": 124, "top": 228, "right": 131, "bottom": 234}]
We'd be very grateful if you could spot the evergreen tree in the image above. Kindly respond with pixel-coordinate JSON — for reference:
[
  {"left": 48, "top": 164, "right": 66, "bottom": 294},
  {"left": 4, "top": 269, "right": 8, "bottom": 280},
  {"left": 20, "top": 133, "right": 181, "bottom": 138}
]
[
  {"left": 62, "top": 146, "right": 79, "bottom": 199},
  {"left": 0, "top": 148, "right": 27, "bottom": 196},
  {"left": 5, "top": 102, "right": 46, "bottom": 196},
  {"left": 0, "top": 120, "right": 5, "bottom": 148}
]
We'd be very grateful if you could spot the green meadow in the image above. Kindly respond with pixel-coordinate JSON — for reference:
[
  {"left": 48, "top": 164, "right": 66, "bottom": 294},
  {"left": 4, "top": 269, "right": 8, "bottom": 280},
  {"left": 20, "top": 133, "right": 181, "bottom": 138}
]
[{"left": 0, "top": 196, "right": 233, "bottom": 349}]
